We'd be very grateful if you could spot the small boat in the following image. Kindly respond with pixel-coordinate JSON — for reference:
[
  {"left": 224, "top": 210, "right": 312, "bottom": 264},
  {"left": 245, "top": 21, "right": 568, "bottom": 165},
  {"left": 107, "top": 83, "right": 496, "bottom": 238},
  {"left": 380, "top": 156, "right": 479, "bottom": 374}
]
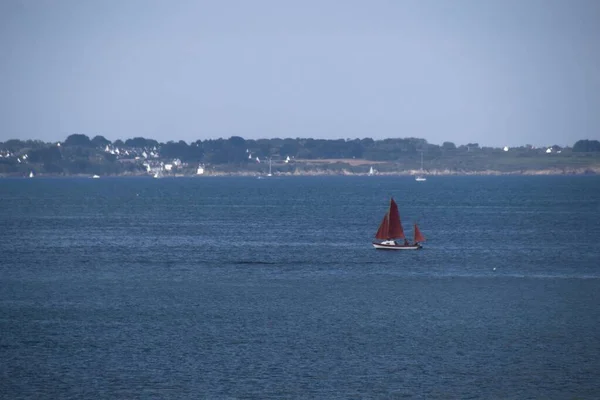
[
  {"left": 29, "top": 171, "right": 34, "bottom": 178},
  {"left": 92, "top": 174, "right": 100, "bottom": 179},
  {"left": 372, "top": 197, "right": 426, "bottom": 250},
  {"left": 267, "top": 158, "right": 272, "bottom": 177},
  {"left": 415, "top": 152, "right": 426, "bottom": 181},
  {"left": 368, "top": 166, "right": 375, "bottom": 176}
]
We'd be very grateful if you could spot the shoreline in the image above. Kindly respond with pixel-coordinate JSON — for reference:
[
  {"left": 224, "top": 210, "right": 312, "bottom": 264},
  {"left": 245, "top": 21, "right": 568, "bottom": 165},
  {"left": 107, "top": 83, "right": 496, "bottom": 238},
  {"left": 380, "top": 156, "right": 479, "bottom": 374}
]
[{"left": 3, "top": 167, "right": 599, "bottom": 178}]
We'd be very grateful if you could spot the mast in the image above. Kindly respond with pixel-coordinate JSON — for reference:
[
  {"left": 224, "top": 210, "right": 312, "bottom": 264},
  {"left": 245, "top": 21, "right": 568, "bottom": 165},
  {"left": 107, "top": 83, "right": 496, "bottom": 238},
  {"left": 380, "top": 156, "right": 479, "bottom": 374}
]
[{"left": 420, "top": 152, "right": 423, "bottom": 172}]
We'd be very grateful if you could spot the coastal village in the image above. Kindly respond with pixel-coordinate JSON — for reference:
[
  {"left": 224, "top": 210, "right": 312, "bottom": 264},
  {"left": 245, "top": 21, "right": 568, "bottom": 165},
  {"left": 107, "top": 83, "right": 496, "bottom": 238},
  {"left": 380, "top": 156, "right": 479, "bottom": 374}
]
[{"left": 0, "top": 137, "right": 301, "bottom": 177}]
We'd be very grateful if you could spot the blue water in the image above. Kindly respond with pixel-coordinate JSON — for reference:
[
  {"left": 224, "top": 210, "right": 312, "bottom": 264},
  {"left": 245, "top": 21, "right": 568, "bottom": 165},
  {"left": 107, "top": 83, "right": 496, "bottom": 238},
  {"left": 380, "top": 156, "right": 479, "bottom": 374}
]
[{"left": 1, "top": 176, "right": 599, "bottom": 399}]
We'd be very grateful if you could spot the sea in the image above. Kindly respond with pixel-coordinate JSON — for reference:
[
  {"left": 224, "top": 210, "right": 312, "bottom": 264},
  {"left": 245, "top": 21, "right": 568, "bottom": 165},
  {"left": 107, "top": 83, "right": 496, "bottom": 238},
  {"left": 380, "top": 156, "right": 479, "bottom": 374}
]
[{"left": 1, "top": 175, "right": 599, "bottom": 399}]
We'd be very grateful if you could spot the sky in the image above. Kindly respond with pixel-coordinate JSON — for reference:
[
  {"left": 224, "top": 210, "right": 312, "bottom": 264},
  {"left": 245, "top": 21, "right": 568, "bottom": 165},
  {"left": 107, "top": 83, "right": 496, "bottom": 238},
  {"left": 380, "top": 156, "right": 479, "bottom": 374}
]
[{"left": 1, "top": 0, "right": 599, "bottom": 147}]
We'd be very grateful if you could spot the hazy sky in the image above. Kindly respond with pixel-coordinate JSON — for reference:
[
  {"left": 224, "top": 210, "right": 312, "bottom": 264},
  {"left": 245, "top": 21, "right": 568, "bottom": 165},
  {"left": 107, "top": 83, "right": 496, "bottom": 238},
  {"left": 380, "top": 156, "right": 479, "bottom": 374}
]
[{"left": 1, "top": 0, "right": 599, "bottom": 147}]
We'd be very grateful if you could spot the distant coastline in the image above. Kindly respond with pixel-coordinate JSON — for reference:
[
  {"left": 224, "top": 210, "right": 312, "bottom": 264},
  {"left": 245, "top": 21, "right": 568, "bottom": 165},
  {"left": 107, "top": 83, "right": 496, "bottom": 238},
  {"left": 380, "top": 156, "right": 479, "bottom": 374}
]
[
  {"left": 4, "top": 165, "right": 599, "bottom": 178},
  {"left": 2, "top": 135, "right": 599, "bottom": 178}
]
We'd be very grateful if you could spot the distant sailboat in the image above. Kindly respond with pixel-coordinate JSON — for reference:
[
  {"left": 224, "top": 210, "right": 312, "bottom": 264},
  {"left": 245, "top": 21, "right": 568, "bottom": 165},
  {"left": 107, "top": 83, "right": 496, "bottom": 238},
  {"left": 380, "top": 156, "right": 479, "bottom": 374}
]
[
  {"left": 372, "top": 197, "right": 426, "bottom": 250},
  {"left": 368, "top": 166, "right": 375, "bottom": 176},
  {"left": 267, "top": 158, "right": 272, "bottom": 177},
  {"left": 415, "top": 152, "right": 426, "bottom": 182},
  {"left": 28, "top": 171, "right": 34, "bottom": 178}
]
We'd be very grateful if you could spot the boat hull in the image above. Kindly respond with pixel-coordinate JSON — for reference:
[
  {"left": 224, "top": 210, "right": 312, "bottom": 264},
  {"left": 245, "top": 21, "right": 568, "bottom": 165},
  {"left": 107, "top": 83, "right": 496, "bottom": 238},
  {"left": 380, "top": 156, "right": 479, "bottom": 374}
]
[{"left": 372, "top": 242, "right": 422, "bottom": 250}]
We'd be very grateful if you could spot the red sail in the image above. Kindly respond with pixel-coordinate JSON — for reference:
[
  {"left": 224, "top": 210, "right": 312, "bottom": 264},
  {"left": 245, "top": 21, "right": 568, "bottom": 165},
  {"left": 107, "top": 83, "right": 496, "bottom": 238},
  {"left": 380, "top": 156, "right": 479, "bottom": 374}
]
[
  {"left": 374, "top": 213, "right": 390, "bottom": 240},
  {"left": 388, "top": 198, "right": 405, "bottom": 239},
  {"left": 414, "top": 223, "right": 426, "bottom": 243}
]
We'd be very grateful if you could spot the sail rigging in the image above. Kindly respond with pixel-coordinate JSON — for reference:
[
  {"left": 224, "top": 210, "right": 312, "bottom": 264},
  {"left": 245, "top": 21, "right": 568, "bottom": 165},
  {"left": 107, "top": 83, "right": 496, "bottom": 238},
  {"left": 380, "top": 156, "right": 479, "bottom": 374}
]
[
  {"left": 374, "top": 198, "right": 406, "bottom": 240},
  {"left": 374, "top": 213, "right": 390, "bottom": 240},
  {"left": 413, "top": 223, "right": 426, "bottom": 243}
]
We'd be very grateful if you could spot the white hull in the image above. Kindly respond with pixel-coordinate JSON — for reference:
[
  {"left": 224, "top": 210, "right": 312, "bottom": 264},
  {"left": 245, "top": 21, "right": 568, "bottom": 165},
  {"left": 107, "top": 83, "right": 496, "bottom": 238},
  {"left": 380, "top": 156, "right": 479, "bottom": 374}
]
[
  {"left": 373, "top": 242, "right": 422, "bottom": 250},
  {"left": 415, "top": 176, "right": 426, "bottom": 181}
]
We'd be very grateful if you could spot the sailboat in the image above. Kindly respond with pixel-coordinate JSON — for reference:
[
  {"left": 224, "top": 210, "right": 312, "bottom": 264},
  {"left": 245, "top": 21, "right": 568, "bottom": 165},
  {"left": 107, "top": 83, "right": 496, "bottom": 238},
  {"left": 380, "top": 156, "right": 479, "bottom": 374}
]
[
  {"left": 267, "top": 158, "right": 272, "bottom": 177},
  {"left": 372, "top": 197, "right": 426, "bottom": 250},
  {"left": 415, "top": 152, "right": 426, "bottom": 182},
  {"left": 368, "top": 166, "right": 375, "bottom": 176},
  {"left": 28, "top": 171, "right": 34, "bottom": 178}
]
